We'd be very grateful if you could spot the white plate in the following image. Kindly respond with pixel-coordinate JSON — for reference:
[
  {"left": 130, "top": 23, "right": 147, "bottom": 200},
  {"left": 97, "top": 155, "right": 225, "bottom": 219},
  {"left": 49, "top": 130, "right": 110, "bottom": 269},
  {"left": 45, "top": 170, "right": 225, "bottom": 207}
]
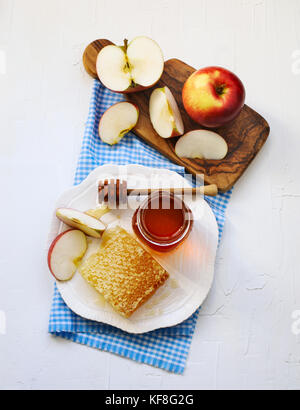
[{"left": 48, "top": 164, "right": 219, "bottom": 334}]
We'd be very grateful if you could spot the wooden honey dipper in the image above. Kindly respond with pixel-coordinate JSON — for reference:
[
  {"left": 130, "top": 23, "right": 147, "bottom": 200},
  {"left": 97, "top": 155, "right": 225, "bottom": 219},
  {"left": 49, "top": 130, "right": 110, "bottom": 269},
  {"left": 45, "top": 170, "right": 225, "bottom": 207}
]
[{"left": 98, "top": 179, "right": 218, "bottom": 207}]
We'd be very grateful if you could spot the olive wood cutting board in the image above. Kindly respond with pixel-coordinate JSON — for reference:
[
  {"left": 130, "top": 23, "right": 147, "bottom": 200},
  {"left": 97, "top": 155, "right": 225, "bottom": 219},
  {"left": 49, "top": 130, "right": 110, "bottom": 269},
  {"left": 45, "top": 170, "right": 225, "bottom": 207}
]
[{"left": 83, "top": 39, "right": 270, "bottom": 192}]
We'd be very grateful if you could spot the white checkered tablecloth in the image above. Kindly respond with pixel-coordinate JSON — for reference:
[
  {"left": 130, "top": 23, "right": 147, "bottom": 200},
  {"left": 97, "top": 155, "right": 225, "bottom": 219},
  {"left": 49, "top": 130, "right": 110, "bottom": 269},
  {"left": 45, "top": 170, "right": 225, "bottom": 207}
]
[{"left": 49, "top": 80, "right": 232, "bottom": 374}]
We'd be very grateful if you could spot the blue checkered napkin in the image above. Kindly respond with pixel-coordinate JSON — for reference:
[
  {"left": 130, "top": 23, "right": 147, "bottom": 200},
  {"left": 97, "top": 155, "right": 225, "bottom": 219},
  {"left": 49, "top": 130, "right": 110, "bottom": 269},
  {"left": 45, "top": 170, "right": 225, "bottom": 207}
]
[{"left": 49, "top": 80, "right": 232, "bottom": 374}]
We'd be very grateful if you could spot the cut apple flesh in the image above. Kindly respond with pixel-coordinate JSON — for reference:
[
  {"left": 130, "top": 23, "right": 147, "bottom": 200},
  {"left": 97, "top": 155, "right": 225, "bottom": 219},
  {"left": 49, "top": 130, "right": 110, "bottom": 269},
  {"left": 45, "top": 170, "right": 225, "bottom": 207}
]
[
  {"left": 175, "top": 130, "right": 228, "bottom": 160},
  {"left": 97, "top": 45, "right": 132, "bottom": 92},
  {"left": 126, "top": 37, "right": 164, "bottom": 87},
  {"left": 96, "top": 36, "right": 164, "bottom": 93},
  {"left": 99, "top": 102, "right": 139, "bottom": 145},
  {"left": 48, "top": 229, "right": 87, "bottom": 281},
  {"left": 149, "top": 86, "right": 184, "bottom": 138},
  {"left": 85, "top": 205, "right": 109, "bottom": 219},
  {"left": 56, "top": 208, "right": 106, "bottom": 238},
  {"left": 100, "top": 212, "right": 119, "bottom": 227}
]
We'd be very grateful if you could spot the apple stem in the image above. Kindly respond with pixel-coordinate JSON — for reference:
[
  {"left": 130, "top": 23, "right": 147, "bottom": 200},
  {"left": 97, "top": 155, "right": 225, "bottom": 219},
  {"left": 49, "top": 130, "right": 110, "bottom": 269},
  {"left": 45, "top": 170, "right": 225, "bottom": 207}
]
[
  {"left": 123, "top": 39, "right": 129, "bottom": 52},
  {"left": 216, "top": 84, "right": 227, "bottom": 96},
  {"left": 122, "top": 39, "right": 137, "bottom": 88},
  {"left": 123, "top": 39, "right": 131, "bottom": 72}
]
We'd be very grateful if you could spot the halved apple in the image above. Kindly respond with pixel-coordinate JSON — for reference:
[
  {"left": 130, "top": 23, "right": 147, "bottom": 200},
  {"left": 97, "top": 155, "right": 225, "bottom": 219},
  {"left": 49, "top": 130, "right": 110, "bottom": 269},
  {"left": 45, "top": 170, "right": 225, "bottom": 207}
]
[
  {"left": 175, "top": 130, "right": 228, "bottom": 160},
  {"left": 56, "top": 208, "right": 106, "bottom": 238},
  {"left": 99, "top": 102, "right": 139, "bottom": 145},
  {"left": 96, "top": 37, "right": 164, "bottom": 93},
  {"left": 149, "top": 86, "right": 184, "bottom": 138},
  {"left": 48, "top": 229, "right": 87, "bottom": 281}
]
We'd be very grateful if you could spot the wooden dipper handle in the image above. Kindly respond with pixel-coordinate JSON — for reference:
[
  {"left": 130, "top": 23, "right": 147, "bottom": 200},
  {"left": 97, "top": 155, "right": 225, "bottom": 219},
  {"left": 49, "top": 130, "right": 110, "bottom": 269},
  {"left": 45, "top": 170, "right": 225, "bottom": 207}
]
[{"left": 127, "top": 185, "right": 218, "bottom": 197}]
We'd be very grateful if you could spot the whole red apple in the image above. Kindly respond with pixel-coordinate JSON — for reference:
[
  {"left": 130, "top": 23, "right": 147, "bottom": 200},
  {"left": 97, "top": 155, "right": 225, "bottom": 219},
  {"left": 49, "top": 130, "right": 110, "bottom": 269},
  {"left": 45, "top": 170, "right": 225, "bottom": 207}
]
[{"left": 182, "top": 67, "right": 246, "bottom": 128}]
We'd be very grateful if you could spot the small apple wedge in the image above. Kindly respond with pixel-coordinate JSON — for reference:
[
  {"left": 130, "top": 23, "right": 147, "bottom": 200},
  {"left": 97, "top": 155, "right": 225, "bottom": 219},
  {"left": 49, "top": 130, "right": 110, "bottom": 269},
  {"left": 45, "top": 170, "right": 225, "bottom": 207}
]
[
  {"left": 149, "top": 86, "right": 184, "bottom": 138},
  {"left": 175, "top": 130, "right": 228, "bottom": 160},
  {"left": 48, "top": 229, "right": 87, "bottom": 281},
  {"left": 99, "top": 102, "right": 139, "bottom": 145},
  {"left": 96, "top": 37, "right": 164, "bottom": 93},
  {"left": 85, "top": 205, "right": 109, "bottom": 219},
  {"left": 56, "top": 208, "right": 106, "bottom": 238}
]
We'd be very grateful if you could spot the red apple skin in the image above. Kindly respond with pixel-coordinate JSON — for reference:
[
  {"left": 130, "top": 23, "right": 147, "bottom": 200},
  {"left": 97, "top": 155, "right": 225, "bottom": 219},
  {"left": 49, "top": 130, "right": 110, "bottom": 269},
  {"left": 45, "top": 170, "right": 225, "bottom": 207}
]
[
  {"left": 170, "top": 129, "right": 182, "bottom": 138},
  {"left": 105, "top": 81, "right": 161, "bottom": 94},
  {"left": 182, "top": 67, "right": 246, "bottom": 128},
  {"left": 47, "top": 229, "right": 74, "bottom": 280}
]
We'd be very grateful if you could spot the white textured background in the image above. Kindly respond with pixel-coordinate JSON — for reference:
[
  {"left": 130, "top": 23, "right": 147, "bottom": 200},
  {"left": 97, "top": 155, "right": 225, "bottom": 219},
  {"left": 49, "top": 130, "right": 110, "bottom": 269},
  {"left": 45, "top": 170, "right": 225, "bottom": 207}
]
[{"left": 1, "top": 0, "right": 300, "bottom": 390}]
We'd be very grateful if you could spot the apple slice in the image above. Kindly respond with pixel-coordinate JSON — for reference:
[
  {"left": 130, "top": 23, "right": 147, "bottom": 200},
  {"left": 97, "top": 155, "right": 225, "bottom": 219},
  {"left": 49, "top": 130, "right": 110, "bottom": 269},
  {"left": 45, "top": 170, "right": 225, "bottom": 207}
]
[
  {"left": 99, "top": 102, "right": 139, "bottom": 145},
  {"left": 149, "top": 86, "right": 184, "bottom": 138},
  {"left": 56, "top": 208, "right": 106, "bottom": 238},
  {"left": 85, "top": 205, "right": 109, "bottom": 219},
  {"left": 48, "top": 229, "right": 87, "bottom": 281},
  {"left": 175, "top": 130, "right": 228, "bottom": 160},
  {"left": 100, "top": 212, "right": 119, "bottom": 227},
  {"left": 96, "top": 37, "right": 164, "bottom": 93}
]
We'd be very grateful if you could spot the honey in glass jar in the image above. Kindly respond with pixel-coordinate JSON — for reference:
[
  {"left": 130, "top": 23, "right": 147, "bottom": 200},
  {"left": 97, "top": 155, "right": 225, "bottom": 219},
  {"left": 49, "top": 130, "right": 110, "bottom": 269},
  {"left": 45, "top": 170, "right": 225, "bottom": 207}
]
[{"left": 132, "top": 190, "right": 193, "bottom": 252}]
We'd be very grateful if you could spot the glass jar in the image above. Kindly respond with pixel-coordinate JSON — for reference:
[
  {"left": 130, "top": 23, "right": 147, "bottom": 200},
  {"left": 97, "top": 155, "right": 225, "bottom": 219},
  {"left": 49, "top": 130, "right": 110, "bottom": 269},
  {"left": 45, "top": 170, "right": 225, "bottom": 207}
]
[{"left": 132, "top": 191, "right": 193, "bottom": 252}]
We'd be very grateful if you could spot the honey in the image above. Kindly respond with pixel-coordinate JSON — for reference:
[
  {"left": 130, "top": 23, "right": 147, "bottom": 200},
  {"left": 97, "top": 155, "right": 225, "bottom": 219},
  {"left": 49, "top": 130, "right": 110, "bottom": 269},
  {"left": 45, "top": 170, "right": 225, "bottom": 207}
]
[{"left": 132, "top": 191, "right": 193, "bottom": 252}]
